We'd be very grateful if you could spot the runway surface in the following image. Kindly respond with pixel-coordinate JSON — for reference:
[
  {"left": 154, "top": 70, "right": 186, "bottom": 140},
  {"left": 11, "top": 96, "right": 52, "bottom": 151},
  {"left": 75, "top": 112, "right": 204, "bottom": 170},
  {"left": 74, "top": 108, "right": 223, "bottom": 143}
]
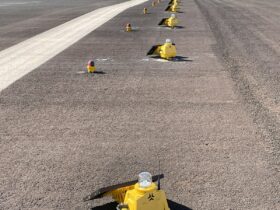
[
  {"left": 0, "top": 0, "right": 129, "bottom": 50},
  {"left": 0, "top": 0, "right": 279, "bottom": 209},
  {"left": 0, "top": 0, "right": 148, "bottom": 91}
]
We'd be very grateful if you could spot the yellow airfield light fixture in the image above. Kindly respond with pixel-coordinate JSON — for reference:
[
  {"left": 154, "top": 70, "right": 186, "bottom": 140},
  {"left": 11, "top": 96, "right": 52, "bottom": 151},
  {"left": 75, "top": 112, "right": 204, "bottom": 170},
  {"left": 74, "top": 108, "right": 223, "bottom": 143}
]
[
  {"left": 169, "top": 0, "right": 180, "bottom": 5},
  {"left": 84, "top": 173, "right": 170, "bottom": 210},
  {"left": 125, "top": 23, "right": 132, "bottom": 32},
  {"left": 147, "top": 39, "right": 177, "bottom": 60},
  {"left": 143, "top": 7, "right": 148, "bottom": 14},
  {"left": 158, "top": 14, "right": 178, "bottom": 28},
  {"left": 87, "top": 60, "right": 96, "bottom": 73},
  {"left": 165, "top": 3, "right": 179, "bottom": 12}
]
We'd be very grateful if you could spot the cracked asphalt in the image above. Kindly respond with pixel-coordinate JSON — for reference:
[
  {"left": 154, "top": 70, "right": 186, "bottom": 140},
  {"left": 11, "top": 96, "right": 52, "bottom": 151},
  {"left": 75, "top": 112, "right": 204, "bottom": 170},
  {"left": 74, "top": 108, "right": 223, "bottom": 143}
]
[{"left": 0, "top": 0, "right": 279, "bottom": 209}]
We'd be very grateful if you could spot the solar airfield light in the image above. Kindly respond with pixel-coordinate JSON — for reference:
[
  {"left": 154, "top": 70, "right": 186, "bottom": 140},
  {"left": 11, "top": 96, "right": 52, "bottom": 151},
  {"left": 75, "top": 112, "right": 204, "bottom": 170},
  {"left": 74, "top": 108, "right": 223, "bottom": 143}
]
[
  {"left": 158, "top": 13, "right": 179, "bottom": 28},
  {"left": 169, "top": 0, "right": 180, "bottom": 5},
  {"left": 147, "top": 38, "right": 177, "bottom": 60},
  {"left": 165, "top": 3, "right": 179, "bottom": 12},
  {"left": 84, "top": 172, "right": 170, "bottom": 210},
  {"left": 143, "top": 7, "right": 148, "bottom": 14},
  {"left": 126, "top": 23, "right": 132, "bottom": 32},
  {"left": 87, "top": 60, "right": 96, "bottom": 73}
]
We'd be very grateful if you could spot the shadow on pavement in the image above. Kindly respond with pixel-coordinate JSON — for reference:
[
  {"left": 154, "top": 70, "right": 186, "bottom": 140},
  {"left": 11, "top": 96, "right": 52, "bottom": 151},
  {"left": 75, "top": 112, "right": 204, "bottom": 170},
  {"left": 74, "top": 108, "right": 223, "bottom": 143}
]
[
  {"left": 175, "top": 26, "right": 185, "bottom": 29},
  {"left": 150, "top": 56, "right": 192, "bottom": 62},
  {"left": 91, "top": 200, "right": 192, "bottom": 210},
  {"left": 91, "top": 202, "right": 117, "bottom": 210},
  {"left": 173, "top": 56, "right": 192, "bottom": 62},
  {"left": 94, "top": 71, "right": 106, "bottom": 74},
  {"left": 160, "top": 26, "right": 185, "bottom": 29},
  {"left": 168, "top": 199, "right": 192, "bottom": 210}
]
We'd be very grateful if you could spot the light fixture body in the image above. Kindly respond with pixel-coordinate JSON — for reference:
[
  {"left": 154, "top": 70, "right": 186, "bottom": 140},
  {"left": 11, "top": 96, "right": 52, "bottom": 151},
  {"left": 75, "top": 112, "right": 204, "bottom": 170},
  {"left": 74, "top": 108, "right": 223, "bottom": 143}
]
[
  {"left": 143, "top": 8, "right": 148, "bottom": 14},
  {"left": 159, "top": 15, "right": 178, "bottom": 28},
  {"left": 87, "top": 60, "right": 96, "bottom": 73},
  {"left": 126, "top": 23, "right": 132, "bottom": 32},
  {"left": 147, "top": 40, "right": 177, "bottom": 60},
  {"left": 121, "top": 182, "right": 170, "bottom": 210},
  {"left": 83, "top": 174, "right": 170, "bottom": 210}
]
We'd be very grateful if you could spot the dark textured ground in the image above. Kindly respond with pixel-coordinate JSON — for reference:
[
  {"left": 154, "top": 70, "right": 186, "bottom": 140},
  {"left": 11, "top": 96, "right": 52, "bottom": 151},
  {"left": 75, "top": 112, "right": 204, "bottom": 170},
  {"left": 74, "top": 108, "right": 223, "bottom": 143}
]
[{"left": 0, "top": 0, "right": 279, "bottom": 209}]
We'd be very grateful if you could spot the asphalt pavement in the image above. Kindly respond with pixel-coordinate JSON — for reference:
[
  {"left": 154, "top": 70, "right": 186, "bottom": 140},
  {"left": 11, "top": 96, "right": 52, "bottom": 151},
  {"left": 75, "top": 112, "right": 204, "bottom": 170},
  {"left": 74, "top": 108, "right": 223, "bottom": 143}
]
[
  {"left": 0, "top": 0, "right": 279, "bottom": 209},
  {"left": 0, "top": 0, "right": 128, "bottom": 50}
]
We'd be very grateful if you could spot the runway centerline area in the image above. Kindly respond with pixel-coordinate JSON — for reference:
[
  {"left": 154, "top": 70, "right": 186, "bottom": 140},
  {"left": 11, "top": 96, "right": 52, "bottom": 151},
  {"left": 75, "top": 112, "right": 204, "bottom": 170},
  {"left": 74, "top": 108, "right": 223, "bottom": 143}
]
[{"left": 0, "top": 0, "right": 148, "bottom": 92}]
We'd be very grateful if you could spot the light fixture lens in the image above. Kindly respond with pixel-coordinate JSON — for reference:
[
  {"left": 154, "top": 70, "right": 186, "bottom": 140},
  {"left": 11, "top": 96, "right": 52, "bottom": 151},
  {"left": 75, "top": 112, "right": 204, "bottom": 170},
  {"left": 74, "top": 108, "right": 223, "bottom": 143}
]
[{"left": 138, "top": 172, "right": 152, "bottom": 188}]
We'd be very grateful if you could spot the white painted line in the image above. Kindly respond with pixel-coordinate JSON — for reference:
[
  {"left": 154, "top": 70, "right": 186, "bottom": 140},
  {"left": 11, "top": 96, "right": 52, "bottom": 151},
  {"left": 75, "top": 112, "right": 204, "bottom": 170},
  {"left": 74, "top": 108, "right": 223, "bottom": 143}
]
[
  {"left": 0, "top": 1, "right": 40, "bottom": 7},
  {"left": 0, "top": 0, "right": 148, "bottom": 92}
]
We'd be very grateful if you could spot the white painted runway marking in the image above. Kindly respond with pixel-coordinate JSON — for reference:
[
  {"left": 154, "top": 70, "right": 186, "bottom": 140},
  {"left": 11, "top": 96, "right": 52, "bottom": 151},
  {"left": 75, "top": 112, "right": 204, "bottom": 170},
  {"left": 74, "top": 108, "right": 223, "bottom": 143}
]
[
  {"left": 0, "top": 1, "right": 40, "bottom": 7},
  {"left": 155, "top": 59, "right": 169, "bottom": 62},
  {"left": 0, "top": 0, "right": 148, "bottom": 92}
]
